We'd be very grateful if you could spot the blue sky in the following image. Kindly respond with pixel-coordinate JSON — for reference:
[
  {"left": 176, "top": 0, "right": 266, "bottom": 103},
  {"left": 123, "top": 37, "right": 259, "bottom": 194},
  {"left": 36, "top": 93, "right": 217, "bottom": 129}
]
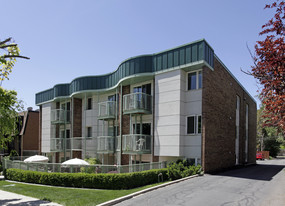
[{"left": 1, "top": 0, "right": 274, "bottom": 109}]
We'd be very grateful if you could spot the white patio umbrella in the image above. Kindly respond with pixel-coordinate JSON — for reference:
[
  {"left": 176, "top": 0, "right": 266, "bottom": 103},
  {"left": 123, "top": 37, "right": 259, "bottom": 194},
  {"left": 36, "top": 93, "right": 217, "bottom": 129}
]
[
  {"left": 24, "top": 155, "right": 49, "bottom": 163},
  {"left": 61, "top": 158, "right": 90, "bottom": 166}
]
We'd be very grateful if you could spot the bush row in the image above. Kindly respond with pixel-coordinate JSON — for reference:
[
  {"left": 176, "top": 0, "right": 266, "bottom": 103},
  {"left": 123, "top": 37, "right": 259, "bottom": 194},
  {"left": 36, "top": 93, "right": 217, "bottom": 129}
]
[
  {"left": 4, "top": 161, "right": 203, "bottom": 189},
  {"left": 4, "top": 168, "right": 168, "bottom": 189}
]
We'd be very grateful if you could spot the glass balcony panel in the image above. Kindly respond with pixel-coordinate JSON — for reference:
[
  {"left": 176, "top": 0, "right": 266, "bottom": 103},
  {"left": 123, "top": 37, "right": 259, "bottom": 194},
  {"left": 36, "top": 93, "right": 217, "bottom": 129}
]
[
  {"left": 51, "top": 109, "right": 70, "bottom": 124},
  {"left": 115, "top": 136, "right": 121, "bottom": 151},
  {"left": 69, "top": 137, "right": 83, "bottom": 150},
  {"left": 123, "top": 93, "right": 152, "bottom": 114},
  {"left": 122, "top": 134, "right": 151, "bottom": 154},
  {"left": 97, "top": 136, "right": 115, "bottom": 153},
  {"left": 50, "top": 138, "right": 63, "bottom": 152},
  {"left": 98, "top": 101, "right": 116, "bottom": 120}
]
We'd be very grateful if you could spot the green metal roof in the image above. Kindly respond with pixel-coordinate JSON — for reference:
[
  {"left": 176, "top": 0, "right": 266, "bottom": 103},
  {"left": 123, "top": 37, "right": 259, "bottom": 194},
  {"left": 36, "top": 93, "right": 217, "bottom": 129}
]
[{"left": 36, "top": 39, "right": 214, "bottom": 105}]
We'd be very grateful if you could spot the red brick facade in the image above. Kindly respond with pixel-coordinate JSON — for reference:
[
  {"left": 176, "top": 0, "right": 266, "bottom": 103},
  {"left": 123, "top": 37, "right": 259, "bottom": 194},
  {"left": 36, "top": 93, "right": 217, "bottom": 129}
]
[
  {"left": 121, "top": 85, "right": 130, "bottom": 165},
  {"left": 73, "top": 98, "right": 82, "bottom": 137},
  {"left": 202, "top": 57, "right": 257, "bottom": 173}
]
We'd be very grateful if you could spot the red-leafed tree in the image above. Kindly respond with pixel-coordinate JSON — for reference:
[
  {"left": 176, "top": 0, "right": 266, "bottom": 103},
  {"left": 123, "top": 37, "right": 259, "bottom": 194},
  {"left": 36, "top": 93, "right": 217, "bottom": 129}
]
[{"left": 251, "top": 0, "right": 285, "bottom": 135}]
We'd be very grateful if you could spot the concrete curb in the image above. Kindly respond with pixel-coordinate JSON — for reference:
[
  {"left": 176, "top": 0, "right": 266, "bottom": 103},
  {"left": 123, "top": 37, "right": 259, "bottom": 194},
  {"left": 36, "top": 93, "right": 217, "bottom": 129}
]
[{"left": 97, "top": 174, "right": 200, "bottom": 206}]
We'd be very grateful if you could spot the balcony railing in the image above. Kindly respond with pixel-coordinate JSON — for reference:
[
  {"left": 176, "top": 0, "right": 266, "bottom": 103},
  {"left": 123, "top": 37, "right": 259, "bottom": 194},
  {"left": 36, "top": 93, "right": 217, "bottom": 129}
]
[
  {"left": 123, "top": 93, "right": 152, "bottom": 114},
  {"left": 115, "top": 136, "right": 121, "bottom": 152},
  {"left": 51, "top": 137, "right": 96, "bottom": 152},
  {"left": 98, "top": 101, "right": 116, "bottom": 120},
  {"left": 97, "top": 136, "right": 115, "bottom": 153},
  {"left": 50, "top": 138, "right": 63, "bottom": 152},
  {"left": 51, "top": 109, "right": 70, "bottom": 124},
  {"left": 122, "top": 134, "right": 151, "bottom": 154}
]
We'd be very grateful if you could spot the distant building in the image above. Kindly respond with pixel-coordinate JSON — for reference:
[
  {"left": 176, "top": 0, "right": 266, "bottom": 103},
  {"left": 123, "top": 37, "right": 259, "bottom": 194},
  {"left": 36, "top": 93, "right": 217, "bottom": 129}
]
[
  {"left": 5, "top": 108, "right": 40, "bottom": 156},
  {"left": 35, "top": 39, "right": 257, "bottom": 172}
]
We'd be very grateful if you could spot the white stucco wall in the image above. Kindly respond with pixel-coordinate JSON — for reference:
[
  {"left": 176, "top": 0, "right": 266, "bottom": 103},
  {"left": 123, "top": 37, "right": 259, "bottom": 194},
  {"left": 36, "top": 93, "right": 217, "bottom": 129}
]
[
  {"left": 154, "top": 69, "right": 183, "bottom": 156},
  {"left": 154, "top": 69, "right": 202, "bottom": 162},
  {"left": 181, "top": 70, "right": 202, "bottom": 162},
  {"left": 41, "top": 103, "right": 52, "bottom": 153}
]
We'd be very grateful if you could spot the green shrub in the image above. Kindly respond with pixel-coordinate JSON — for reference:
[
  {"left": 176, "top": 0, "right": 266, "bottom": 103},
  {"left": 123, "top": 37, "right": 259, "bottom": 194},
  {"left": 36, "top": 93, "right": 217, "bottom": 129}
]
[
  {"left": 80, "top": 158, "right": 102, "bottom": 173},
  {"left": 4, "top": 168, "right": 168, "bottom": 189},
  {"left": 167, "top": 160, "right": 202, "bottom": 180}
]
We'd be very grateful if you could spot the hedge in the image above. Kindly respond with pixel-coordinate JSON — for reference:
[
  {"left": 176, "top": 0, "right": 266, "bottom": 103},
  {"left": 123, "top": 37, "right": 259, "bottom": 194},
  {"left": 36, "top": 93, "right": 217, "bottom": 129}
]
[{"left": 4, "top": 168, "right": 168, "bottom": 190}]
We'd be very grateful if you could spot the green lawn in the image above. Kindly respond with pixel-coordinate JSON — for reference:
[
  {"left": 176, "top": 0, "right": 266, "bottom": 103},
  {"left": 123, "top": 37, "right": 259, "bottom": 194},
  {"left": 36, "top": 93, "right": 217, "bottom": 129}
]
[{"left": 0, "top": 180, "right": 165, "bottom": 206}]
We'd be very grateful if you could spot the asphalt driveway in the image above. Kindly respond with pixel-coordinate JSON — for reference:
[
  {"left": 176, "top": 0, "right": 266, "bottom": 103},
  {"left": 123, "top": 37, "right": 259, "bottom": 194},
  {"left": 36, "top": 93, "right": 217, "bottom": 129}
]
[{"left": 115, "top": 159, "right": 285, "bottom": 206}]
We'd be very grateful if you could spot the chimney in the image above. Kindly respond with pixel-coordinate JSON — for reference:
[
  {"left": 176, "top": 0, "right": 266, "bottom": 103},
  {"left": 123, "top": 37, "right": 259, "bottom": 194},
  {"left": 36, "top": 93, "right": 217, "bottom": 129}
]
[{"left": 27, "top": 107, "right": 33, "bottom": 111}]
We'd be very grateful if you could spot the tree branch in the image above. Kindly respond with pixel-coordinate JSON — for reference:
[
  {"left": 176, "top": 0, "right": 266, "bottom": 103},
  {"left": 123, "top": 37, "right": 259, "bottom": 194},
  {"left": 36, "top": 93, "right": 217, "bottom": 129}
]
[
  {"left": 0, "top": 38, "right": 12, "bottom": 46},
  {"left": 3, "top": 55, "right": 30, "bottom": 60},
  {"left": 0, "top": 44, "right": 18, "bottom": 49}
]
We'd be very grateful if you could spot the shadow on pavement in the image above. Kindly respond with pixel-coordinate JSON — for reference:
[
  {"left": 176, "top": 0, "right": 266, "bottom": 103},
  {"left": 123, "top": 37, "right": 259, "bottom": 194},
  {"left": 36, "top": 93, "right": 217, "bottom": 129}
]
[
  {"left": 216, "top": 164, "right": 285, "bottom": 181},
  {"left": 0, "top": 198, "right": 54, "bottom": 206}
]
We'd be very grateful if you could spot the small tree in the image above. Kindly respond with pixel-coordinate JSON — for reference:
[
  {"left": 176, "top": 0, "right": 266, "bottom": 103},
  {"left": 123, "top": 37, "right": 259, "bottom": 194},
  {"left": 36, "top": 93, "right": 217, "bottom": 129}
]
[
  {"left": 0, "top": 87, "right": 23, "bottom": 150},
  {"left": 0, "top": 37, "right": 28, "bottom": 150},
  {"left": 250, "top": 1, "right": 285, "bottom": 135}
]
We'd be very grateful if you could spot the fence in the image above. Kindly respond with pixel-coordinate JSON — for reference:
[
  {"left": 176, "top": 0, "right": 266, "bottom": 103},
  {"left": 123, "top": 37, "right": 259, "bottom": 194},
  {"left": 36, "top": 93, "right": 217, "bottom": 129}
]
[{"left": 2, "top": 158, "right": 167, "bottom": 174}]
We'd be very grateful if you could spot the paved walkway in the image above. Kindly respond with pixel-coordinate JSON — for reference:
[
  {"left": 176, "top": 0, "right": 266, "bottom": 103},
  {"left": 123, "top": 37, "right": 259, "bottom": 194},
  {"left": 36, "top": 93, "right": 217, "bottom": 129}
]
[{"left": 0, "top": 189, "right": 62, "bottom": 206}]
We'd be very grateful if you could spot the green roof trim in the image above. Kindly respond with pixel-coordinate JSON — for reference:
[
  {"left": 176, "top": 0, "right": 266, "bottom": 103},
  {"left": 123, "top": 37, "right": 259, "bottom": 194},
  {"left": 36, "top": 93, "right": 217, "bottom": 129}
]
[{"left": 36, "top": 39, "right": 214, "bottom": 105}]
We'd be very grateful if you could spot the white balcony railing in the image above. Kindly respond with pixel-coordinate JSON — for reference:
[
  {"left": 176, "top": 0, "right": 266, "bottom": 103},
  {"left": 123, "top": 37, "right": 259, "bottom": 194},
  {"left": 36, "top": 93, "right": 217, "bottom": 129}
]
[
  {"left": 97, "top": 136, "right": 115, "bottom": 153},
  {"left": 123, "top": 93, "right": 152, "bottom": 114},
  {"left": 51, "top": 109, "right": 70, "bottom": 124},
  {"left": 50, "top": 137, "right": 93, "bottom": 152},
  {"left": 50, "top": 138, "right": 63, "bottom": 151},
  {"left": 98, "top": 101, "right": 116, "bottom": 119},
  {"left": 122, "top": 134, "right": 151, "bottom": 154}
]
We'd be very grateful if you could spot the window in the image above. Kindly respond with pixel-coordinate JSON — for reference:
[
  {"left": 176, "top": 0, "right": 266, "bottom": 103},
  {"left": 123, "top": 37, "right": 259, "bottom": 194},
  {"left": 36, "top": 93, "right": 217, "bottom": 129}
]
[
  {"left": 87, "top": 98, "right": 92, "bottom": 110},
  {"left": 133, "top": 123, "right": 151, "bottom": 135},
  {"left": 187, "top": 71, "right": 202, "bottom": 90},
  {"left": 87, "top": 127, "right": 92, "bottom": 138},
  {"left": 187, "top": 115, "right": 202, "bottom": 134},
  {"left": 108, "top": 94, "right": 116, "bottom": 101},
  {"left": 133, "top": 83, "right": 151, "bottom": 95}
]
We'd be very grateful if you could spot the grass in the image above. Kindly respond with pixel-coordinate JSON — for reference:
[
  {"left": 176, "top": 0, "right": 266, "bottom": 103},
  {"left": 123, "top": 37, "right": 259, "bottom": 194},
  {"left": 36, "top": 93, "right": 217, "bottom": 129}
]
[{"left": 0, "top": 180, "right": 166, "bottom": 206}]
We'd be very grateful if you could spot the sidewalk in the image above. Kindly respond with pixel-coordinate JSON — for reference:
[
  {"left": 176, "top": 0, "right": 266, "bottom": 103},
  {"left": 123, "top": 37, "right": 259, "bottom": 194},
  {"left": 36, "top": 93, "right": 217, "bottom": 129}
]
[{"left": 0, "top": 189, "right": 62, "bottom": 206}]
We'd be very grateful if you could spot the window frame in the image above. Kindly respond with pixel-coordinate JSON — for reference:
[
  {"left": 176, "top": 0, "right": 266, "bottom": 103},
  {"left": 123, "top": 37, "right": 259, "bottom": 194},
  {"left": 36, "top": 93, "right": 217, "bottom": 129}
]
[
  {"left": 87, "top": 97, "right": 92, "bottom": 110},
  {"left": 186, "top": 115, "right": 202, "bottom": 135},
  {"left": 187, "top": 70, "right": 202, "bottom": 91},
  {"left": 87, "top": 127, "right": 92, "bottom": 138}
]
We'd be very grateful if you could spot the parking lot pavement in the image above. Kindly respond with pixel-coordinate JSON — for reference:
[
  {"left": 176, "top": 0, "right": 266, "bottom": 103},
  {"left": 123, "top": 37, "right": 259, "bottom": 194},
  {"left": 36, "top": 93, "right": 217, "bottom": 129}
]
[{"left": 0, "top": 189, "right": 62, "bottom": 206}]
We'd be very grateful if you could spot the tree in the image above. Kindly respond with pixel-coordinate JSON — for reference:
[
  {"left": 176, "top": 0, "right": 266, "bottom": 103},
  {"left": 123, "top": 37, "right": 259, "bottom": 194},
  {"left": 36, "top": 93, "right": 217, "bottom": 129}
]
[
  {"left": 250, "top": 1, "right": 285, "bottom": 135},
  {"left": 0, "top": 37, "right": 29, "bottom": 85},
  {"left": 0, "top": 87, "right": 23, "bottom": 150},
  {"left": 0, "top": 37, "right": 28, "bottom": 150}
]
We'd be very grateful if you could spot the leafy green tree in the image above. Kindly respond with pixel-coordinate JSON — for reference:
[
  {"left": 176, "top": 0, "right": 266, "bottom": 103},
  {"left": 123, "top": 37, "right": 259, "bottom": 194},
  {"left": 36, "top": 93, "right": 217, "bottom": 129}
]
[
  {"left": 0, "top": 37, "right": 29, "bottom": 85},
  {"left": 0, "top": 87, "right": 23, "bottom": 150},
  {"left": 0, "top": 37, "right": 28, "bottom": 150}
]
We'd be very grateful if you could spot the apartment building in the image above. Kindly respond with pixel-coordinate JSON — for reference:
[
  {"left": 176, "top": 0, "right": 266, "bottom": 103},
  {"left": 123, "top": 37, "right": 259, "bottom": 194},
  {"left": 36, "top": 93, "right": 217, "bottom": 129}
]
[{"left": 35, "top": 39, "right": 256, "bottom": 172}]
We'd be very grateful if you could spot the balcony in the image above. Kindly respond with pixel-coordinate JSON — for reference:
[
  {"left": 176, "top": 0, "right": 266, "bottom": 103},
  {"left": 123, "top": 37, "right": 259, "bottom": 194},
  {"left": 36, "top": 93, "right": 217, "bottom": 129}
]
[
  {"left": 51, "top": 109, "right": 71, "bottom": 124},
  {"left": 50, "top": 138, "right": 63, "bottom": 152},
  {"left": 97, "top": 136, "right": 115, "bottom": 154},
  {"left": 50, "top": 137, "right": 88, "bottom": 152},
  {"left": 98, "top": 101, "right": 116, "bottom": 120},
  {"left": 123, "top": 93, "right": 152, "bottom": 114},
  {"left": 122, "top": 134, "right": 151, "bottom": 154}
]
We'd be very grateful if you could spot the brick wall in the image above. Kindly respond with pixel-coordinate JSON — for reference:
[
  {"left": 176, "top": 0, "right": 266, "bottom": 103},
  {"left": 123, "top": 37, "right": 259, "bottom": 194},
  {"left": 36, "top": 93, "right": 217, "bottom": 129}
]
[
  {"left": 22, "top": 111, "right": 40, "bottom": 155},
  {"left": 121, "top": 85, "right": 130, "bottom": 165},
  {"left": 73, "top": 151, "right": 82, "bottom": 159},
  {"left": 39, "top": 106, "right": 42, "bottom": 153},
  {"left": 73, "top": 98, "right": 82, "bottom": 137},
  {"left": 202, "top": 57, "right": 256, "bottom": 173}
]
